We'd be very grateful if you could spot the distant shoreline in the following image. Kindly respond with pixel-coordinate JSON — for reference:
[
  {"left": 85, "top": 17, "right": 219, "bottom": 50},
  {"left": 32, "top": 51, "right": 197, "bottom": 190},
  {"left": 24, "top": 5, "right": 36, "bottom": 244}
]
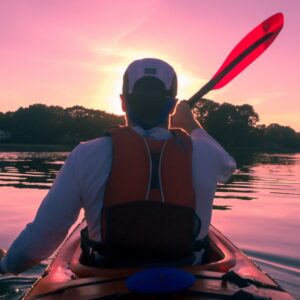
[
  {"left": 0, "top": 143, "right": 299, "bottom": 154},
  {"left": 0, "top": 143, "right": 76, "bottom": 152},
  {"left": 227, "top": 146, "right": 300, "bottom": 155}
]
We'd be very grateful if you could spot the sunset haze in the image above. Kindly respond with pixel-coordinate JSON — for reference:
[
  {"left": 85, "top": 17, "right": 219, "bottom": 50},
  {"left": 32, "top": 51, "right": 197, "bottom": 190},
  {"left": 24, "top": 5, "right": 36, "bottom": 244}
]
[{"left": 0, "top": 0, "right": 299, "bottom": 130}]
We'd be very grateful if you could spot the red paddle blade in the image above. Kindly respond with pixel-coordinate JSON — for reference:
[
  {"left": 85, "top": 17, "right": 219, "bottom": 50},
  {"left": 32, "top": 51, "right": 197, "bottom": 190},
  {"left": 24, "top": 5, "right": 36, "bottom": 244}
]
[{"left": 211, "top": 13, "right": 284, "bottom": 89}]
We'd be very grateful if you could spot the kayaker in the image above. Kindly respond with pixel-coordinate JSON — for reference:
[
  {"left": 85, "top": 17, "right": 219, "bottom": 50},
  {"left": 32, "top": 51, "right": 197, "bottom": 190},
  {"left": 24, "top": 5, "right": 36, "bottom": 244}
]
[{"left": 0, "top": 58, "right": 236, "bottom": 275}]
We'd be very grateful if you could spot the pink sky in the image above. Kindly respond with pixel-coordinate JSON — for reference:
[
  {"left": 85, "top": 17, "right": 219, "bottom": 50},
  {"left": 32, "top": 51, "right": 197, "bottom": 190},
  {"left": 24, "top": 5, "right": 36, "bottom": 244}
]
[{"left": 0, "top": 0, "right": 299, "bottom": 130}]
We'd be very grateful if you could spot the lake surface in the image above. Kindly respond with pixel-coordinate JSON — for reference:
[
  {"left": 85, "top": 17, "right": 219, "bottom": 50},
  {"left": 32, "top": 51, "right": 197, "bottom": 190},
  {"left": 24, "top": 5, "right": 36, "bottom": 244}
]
[{"left": 0, "top": 151, "right": 299, "bottom": 299}]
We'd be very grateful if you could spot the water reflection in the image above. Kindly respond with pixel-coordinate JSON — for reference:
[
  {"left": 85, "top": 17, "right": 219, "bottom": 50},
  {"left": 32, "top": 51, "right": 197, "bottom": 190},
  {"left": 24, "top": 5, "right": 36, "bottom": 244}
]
[
  {"left": 213, "top": 153, "right": 300, "bottom": 205},
  {"left": 212, "top": 204, "right": 231, "bottom": 210},
  {"left": 228, "top": 150, "right": 298, "bottom": 167},
  {"left": 0, "top": 152, "right": 299, "bottom": 204},
  {"left": 0, "top": 152, "right": 68, "bottom": 189},
  {"left": 0, "top": 264, "right": 46, "bottom": 300},
  {"left": 253, "top": 153, "right": 298, "bottom": 165},
  {"left": 0, "top": 152, "right": 299, "bottom": 298}
]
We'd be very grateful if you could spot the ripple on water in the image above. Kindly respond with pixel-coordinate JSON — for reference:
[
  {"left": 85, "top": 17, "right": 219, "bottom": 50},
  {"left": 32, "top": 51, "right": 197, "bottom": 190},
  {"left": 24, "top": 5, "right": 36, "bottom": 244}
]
[
  {"left": 245, "top": 249, "right": 300, "bottom": 299},
  {"left": 0, "top": 264, "right": 46, "bottom": 300},
  {"left": 1, "top": 152, "right": 300, "bottom": 298},
  {"left": 0, "top": 152, "right": 68, "bottom": 189}
]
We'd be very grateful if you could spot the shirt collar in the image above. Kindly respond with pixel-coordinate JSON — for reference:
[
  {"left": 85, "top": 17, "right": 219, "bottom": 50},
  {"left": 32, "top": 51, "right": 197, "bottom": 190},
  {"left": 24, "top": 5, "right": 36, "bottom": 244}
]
[{"left": 132, "top": 126, "right": 172, "bottom": 140}]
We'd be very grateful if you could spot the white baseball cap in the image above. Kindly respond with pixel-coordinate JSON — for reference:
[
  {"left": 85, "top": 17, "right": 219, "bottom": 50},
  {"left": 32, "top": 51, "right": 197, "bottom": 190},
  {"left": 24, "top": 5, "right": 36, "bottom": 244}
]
[{"left": 122, "top": 58, "right": 177, "bottom": 97}]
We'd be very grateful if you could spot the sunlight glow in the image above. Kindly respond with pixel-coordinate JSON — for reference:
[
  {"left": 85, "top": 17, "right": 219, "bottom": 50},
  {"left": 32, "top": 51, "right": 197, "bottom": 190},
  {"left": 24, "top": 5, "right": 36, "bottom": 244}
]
[
  {"left": 176, "top": 69, "right": 207, "bottom": 101},
  {"left": 0, "top": 1, "right": 297, "bottom": 129},
  {"left": 91, "top": 46, "right": 208, "bottom": 113}
]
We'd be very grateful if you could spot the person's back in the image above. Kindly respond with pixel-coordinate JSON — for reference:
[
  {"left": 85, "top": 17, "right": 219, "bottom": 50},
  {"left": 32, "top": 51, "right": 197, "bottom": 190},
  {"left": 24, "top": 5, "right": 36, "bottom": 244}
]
[
  {"left": 0, "top": 58, "right": 236, "bottom": 274},
  {"left": 80, "top": 125, "right": 200, "bottom": 266}
]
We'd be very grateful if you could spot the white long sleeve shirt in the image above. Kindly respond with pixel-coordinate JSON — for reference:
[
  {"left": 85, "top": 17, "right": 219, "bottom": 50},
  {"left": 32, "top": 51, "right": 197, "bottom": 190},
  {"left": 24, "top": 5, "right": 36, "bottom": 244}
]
[{"left": 0, "top": 127, "right": 236, "bottom": 274}]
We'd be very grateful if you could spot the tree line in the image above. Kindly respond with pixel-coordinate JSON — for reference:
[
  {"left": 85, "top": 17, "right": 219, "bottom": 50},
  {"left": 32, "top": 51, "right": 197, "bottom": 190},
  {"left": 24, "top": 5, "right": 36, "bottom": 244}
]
[
  {"left": 193, "top": 99, "right": 300, "bottom": 151},
  {"left": 0, "top": 101, "right": 299, "bottom": 151},
  {"left": 0, "top": 104, "right": 124, "bottom": 144}
]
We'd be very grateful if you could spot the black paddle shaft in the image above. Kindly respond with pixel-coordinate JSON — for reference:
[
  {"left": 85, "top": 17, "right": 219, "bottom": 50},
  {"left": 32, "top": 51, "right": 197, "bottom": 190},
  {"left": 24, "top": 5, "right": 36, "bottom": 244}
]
[{"left": 187, "top": 32, "right": 275, "bottom": 108}]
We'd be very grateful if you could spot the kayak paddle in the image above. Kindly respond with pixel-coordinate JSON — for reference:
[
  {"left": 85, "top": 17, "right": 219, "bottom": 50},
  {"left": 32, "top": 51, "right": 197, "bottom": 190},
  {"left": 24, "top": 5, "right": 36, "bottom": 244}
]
[{"left": 187, "top": 12, "right": 284, "bottom": 108}]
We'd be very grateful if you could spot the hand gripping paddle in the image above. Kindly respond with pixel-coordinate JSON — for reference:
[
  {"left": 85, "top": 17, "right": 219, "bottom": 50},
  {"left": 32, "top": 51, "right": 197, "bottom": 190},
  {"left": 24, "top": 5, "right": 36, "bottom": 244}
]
[{"left": 187, "top": 13, "right": 284, "bottom": 108}]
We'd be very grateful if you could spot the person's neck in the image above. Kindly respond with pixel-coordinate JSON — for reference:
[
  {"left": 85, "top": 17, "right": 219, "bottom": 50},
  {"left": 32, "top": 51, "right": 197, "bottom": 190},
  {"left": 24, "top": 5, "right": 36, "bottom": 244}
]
[{"left": 126, "top": 117, "right": 170, "bottom": 130}]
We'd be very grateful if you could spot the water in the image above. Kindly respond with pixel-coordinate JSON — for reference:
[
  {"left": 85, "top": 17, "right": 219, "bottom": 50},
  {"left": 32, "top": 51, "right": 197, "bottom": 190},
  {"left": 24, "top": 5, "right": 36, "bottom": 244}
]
[{"left": 0, "top": 151, "right": 299, "bottom": 299}]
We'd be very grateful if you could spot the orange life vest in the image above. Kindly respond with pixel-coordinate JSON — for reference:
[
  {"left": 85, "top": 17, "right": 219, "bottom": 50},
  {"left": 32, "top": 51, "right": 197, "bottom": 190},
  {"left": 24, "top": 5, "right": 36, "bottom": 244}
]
[
  {"left": 103, "top": 126, "right": 195, "bottom": 209},
  {"left": 80, "top": 126, "right": 201, "bottom": 267}
]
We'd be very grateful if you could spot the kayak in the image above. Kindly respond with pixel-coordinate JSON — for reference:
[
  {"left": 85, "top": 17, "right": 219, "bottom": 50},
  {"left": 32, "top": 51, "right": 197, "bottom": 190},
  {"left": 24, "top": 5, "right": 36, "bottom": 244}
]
[{"left": 23, "top": 220, "right": 295, "bottom": 300}]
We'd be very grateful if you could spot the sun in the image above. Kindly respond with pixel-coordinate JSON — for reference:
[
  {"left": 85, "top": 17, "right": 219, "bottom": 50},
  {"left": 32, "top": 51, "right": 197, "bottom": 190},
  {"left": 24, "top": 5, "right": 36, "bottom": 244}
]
[{"left": 91, "top": 48, "right": 207, "bottom": 114}]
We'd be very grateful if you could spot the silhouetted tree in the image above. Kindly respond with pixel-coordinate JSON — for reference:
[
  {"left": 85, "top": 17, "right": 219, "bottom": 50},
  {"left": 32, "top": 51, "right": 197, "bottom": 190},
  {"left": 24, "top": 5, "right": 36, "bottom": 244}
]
[
  {"left": 193, "top": 99, "right": 261, "bottom": 147},
  {"left": 1, "top": 101, "right": 300, "bottom": 151},
  {"left": 263, "top": 123, "right": 300, "bottom": 150},
  {"left": 0, "top": 104, "right": 124, "bottom": 144}
]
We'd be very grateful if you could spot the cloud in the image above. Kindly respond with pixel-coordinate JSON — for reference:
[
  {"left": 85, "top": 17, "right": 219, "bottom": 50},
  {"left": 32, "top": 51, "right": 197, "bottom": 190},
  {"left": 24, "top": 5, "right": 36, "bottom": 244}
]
[{"left": 112, "top": 19, "right": 147, "bottom": 46}]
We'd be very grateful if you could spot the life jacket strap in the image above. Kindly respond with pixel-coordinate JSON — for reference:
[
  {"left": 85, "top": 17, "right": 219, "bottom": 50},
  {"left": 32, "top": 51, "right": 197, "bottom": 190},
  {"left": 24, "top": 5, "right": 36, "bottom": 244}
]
[{"left": 80, "top": 227, "right": 107, "bottom": 266}]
